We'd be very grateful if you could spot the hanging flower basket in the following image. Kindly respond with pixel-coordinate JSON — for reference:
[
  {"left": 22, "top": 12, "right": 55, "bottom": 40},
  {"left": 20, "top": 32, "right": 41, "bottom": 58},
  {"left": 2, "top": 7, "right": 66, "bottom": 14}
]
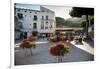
[{"left": 49, "top": 42, "right": 70, "bottom": 62}]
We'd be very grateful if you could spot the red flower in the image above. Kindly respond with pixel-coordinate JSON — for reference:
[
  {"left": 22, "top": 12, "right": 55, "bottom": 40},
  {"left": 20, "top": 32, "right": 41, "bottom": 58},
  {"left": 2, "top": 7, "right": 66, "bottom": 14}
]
[
  {"left": 20, "top": 38, "right": 32, "bottom": 48},
  {"left": 56, "top": 44, "right": 64, "bottom": 49},
  {"left": 50, "top": 43, "right": 65, "bottom": 56},
  {"left": 27, "top": 36, "right": 34, "bottom": 42}
]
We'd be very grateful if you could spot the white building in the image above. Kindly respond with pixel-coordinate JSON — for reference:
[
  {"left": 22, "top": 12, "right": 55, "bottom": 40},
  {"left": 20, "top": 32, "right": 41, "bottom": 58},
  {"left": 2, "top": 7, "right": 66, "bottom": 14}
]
[{"left": 15, "top": 4, "right": 56, "bottom": 39}]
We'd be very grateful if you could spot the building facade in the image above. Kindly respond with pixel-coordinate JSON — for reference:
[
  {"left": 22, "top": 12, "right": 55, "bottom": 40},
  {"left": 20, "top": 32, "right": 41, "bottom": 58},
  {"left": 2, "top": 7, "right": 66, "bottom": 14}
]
[{"left": 14, "top": 5, "right": 56, "bottom": 39}]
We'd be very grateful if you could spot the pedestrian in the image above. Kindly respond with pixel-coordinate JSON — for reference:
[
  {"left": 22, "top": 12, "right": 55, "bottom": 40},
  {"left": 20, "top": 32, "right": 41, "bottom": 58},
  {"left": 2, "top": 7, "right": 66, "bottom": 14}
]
[{"left": 79, "top": 33, "right": 82, "bottom": 44}]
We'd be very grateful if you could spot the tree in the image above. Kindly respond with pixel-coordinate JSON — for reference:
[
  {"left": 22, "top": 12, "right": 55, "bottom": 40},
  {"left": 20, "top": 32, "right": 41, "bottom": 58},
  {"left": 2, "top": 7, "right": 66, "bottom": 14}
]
[
  {"left": 89, "top": 16, "right": 94, "bottom": 26},
  {"left": 69, "top": 7, "right": 94, "bottom": 37},
  {"left": 64, "top": 20, "right": 73, "bottom": 25},
  {"left": 65, "top": 18, "right": 82, "bottom": 27},
  {"left": 70, "top": 23, "right": 81, "bottom": 27},
  {"left": 56, "top": 17, "right": 65, "bottom": 27},
  {"left": 81, "top": 21, "right": 87, "bottom": 32},
  {"left": 64, "top": 20, "right": 81, "bottom": 27}
]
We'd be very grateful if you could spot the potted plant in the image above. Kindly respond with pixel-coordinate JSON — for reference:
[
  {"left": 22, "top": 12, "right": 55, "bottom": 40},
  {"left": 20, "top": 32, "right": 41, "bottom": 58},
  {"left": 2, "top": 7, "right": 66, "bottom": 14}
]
[
  {"left": 49, "top": 42, "right": 70, "bottom": 62},
  {"left": 20, "top": 36, "right": 36, "bottom": 56}
]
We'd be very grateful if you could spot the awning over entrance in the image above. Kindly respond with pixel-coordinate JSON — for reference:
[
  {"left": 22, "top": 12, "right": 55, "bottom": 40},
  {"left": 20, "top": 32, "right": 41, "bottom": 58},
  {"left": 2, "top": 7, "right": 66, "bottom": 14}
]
[{"left": 51, "top": 28, "right": 83, "bottom": 32}]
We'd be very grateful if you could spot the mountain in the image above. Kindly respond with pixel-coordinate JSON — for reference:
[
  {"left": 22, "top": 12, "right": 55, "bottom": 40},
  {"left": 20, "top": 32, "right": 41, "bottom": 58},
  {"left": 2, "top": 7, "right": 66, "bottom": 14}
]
[{"left": 66, "top": 17, "right": 82, "bottom": 24}]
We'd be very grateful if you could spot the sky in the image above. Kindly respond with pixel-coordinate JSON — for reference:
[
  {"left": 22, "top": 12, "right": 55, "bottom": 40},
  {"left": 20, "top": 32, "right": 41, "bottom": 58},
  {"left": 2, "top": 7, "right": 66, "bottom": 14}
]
[
  {"left": 43, "top": 5, "right": 72, "bottom": 19},
  {"left": 15, "top": 3, "right": 72, "bottom": 19}
]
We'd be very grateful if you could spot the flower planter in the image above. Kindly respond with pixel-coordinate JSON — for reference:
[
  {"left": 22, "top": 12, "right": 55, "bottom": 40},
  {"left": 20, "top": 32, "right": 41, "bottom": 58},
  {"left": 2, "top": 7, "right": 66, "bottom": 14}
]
[
  {"left": 20, "top": 36, "right": 36, "bottom": 56},
  {"left": 50, "top": 42, "right": 70, "bottom": 62}
]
